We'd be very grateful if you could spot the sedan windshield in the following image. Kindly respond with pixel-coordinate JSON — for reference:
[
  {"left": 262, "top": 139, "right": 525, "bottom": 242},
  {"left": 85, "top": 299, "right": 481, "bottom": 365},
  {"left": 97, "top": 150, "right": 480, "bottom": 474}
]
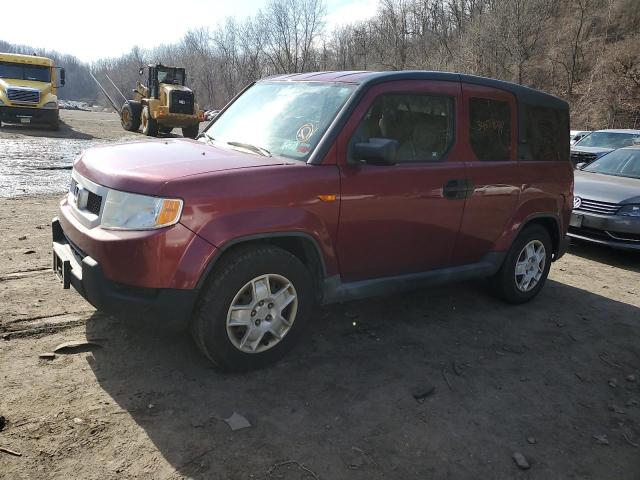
[
  {"left": 0, "top": 62, "right": 51, "bottom": 82},
  {"left": 583, "top": 148, "right": 640, "bottom": 179},
  {"left": 204, "top": 81, "right": 356, "bottom": 161},
  {"left": 575, "top": 131, "right": 640, "bottom": 149}
]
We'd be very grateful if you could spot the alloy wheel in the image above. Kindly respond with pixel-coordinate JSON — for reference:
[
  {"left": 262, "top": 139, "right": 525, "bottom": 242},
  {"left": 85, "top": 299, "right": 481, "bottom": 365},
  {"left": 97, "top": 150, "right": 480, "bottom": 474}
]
[
  {"left": 514, "top": 239, "right": 546, "bottom": 292},
  {"left": 226, "top": 274, "right": 298, "bottom": 353}
]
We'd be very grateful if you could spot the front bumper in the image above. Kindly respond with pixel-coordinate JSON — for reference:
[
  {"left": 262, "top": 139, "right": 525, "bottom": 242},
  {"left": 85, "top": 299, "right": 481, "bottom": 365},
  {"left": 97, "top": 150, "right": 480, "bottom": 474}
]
[
  {"left": 0, "top": 105, "right": 58, "bottom": 124},
  {"left": 568, "top": 210, "right": 640, "bottom": 250},
  {"left": 52, "top": 217, "right": 199, "bottom": 330}
]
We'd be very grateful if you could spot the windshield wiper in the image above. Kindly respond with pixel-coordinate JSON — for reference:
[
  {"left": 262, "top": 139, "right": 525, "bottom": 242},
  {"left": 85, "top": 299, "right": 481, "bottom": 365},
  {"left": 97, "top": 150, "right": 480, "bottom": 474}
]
[{"left": 226, "top": 141, "right": 271, "bottom": 157}]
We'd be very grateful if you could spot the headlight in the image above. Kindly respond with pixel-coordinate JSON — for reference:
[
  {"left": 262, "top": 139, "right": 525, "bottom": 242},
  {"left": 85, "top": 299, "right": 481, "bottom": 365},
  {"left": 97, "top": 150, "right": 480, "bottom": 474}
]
[
  {"left": 617, "top": 204, "right": 640, "bottom": 217},
  {"left": 42, "top": 101, "right": 58, "bottom": 109},
  {"left": 101, "top": 189, "right": 183, "bottom": 230}
]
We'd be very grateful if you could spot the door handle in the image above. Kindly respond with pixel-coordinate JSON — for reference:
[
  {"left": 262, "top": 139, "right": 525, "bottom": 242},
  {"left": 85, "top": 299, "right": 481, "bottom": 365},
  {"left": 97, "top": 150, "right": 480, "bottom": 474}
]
[{"left": 443, "top": 179, "right": 473, "bottom": 200}]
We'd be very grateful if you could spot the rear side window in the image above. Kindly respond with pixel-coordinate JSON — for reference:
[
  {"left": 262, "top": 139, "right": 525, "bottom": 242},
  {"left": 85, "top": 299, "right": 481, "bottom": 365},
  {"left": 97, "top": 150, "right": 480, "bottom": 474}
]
[
  {"left": 350, "top": 93, "right": 455, "bottom": 163},
  {"left": 469, "top": 98, "right": 511, "bottom": 161},
  {"left": 524, "top": 105, "right": 569, "bottom": 162}
]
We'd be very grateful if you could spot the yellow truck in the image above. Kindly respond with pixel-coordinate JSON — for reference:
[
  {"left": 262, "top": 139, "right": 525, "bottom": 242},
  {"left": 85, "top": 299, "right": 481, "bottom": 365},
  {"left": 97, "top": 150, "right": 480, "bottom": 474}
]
[{"left": 0, "top": 52, "right": 65, "bottom": 130}]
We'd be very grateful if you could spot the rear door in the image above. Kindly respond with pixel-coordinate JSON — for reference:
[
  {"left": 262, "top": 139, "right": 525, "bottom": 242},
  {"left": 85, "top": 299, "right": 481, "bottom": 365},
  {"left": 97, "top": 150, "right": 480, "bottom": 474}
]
[
  {"left": 335, "top": 80, "right": 469, "bottom": 281},
  {"left": 452, "top": 84, "right": 521, "bottom": 264}
]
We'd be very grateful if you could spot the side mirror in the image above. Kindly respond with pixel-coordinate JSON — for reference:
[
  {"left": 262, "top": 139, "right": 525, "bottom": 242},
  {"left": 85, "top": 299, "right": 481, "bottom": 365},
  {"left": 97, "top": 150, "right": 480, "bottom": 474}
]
[
  {"left": 60, "top": 68, "right": 66, "bottom": 86},
  {"left": 353, "top": 138, "right": 399, "bottom": 166},
  {"left": 139, "top": 67, "right": 144, "bottom": 76},
  {"left": 575, "top": 162, "right": 586, "bottom": 170}
]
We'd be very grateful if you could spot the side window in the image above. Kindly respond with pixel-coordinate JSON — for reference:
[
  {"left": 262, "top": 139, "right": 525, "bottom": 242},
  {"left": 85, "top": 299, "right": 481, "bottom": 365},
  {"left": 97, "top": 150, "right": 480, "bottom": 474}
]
[
  {"left": 350, "top": 93, "right": 455, "bottom": 163},
  {"left": 523, "top": 104, "right": 569, "bottom": 162},
  {"left": 469, "top": 98, "right": 512, "bottom": 161}
]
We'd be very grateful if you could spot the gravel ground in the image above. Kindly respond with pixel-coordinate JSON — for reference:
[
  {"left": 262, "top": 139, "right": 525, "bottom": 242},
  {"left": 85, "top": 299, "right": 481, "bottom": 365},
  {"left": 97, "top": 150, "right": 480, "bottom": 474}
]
[{"left": 0, "top": 111, "right": 639, "bottom": 479}]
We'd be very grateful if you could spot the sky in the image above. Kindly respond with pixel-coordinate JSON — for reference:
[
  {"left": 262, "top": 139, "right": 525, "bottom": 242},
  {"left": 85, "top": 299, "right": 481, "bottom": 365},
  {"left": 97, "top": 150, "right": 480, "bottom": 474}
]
[{"left": 2, "top": 0, "right": 378, "bottom": 62}]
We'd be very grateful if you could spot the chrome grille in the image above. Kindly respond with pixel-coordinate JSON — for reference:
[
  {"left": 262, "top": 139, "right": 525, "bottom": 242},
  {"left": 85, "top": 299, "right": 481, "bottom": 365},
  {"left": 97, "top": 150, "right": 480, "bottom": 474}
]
[
  {"left": 7, "top": 87, "right": 40, "bottom": 104},
  {"left": 575, "top": 198, "right": 620, "bottom": 215}
]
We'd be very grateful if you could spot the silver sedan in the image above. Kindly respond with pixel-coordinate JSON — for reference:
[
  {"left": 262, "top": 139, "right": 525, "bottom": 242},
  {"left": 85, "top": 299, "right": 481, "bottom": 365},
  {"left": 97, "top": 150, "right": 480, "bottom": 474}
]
[{"left": 569, "top": 146, "right": 640, "bottom": 250}]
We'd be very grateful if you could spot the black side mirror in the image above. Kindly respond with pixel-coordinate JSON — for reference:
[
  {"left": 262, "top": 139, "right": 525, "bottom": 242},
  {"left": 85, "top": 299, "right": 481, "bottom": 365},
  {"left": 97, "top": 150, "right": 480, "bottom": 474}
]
[
  {"left": 353, "top": 138, "right": 399, "bottom": 166},
  {"left": 60, "top": 68, "right": 65, "bottom": 86},
  {"left": 575, "top": 162, "right": 586, "bottom": 170}
]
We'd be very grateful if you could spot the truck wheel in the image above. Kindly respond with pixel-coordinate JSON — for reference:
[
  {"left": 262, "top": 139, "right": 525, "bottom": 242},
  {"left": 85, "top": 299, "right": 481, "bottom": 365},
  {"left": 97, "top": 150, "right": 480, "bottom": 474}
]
[
  {"left": 141, "top": 106, "right": 158, "bottom": 137},
  {"left": 191, "top": 245, "right": 314, "bottom": 371},
  {"left": 492, "top": 225, "right": 552, "bottom": 304},
  {"left": 121, "top": 101, "right": 141, "bottom": 132},
  {"left": 50, "top": 114, "right": 60, "bottom": 131},
  {"left": 182, "top": 124, "right": 199, "bottom": 139}
]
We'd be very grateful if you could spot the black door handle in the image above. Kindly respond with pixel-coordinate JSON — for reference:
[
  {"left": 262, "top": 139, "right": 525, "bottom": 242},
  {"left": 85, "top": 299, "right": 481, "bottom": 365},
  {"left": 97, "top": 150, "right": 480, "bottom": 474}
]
[{"left": 443, "top": 179, "right": 473, "bottom": 200}]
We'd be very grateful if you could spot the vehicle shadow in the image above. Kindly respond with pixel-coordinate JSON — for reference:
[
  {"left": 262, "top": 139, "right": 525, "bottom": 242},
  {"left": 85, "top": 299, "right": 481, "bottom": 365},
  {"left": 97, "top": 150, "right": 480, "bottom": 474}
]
[
  {"left": 0, "top": 117, "right": 95, "bottom": 140},
  {"left": 569, "top": 239, "right": 640, "bottom": 274},
  {"left": 85, "top": 280, "right": 640, "bottom": 479}
]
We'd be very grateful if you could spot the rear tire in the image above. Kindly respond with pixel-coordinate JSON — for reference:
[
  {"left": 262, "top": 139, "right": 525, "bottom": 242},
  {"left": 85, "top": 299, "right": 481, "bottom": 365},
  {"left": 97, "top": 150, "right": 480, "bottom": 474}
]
[
  {"left": 182, "top": 124, "right": 199, "bottom": 139},
  {"left": 121, "top": 101, "right": 142, "bottom": 132},
  {"left": 191, "top": 245, "right": 314, "bottom": 371},
  {"left": 141, "top": 106, "right": 158, "bottom": 137},
  {"left": 492, "top": 225, "right": 552, "bottom": 304}
]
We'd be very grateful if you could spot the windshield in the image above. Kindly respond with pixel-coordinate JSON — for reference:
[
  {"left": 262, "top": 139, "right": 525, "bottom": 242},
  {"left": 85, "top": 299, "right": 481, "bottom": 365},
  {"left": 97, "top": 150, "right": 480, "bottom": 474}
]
[
  {"left": 204, "top": 81, "right": 356, "bottom": 161},
  {"left": 157, "top": 67, "right": 184, "bottom": 85},
  {"left": 575, "top": 131, "right": 640, "bottom": 149},
  {"left": 583, "top": 148, "right": 640, "bottom": 179},
  {"left": 0, "top": 62, "right": 51, "bottom": 82}
]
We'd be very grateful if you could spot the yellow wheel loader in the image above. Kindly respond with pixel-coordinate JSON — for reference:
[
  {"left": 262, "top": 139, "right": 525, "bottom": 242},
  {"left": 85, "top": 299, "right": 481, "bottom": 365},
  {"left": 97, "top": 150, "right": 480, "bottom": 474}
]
[{"left": 91, "top": 64, "right": 204, "bottom": 138}]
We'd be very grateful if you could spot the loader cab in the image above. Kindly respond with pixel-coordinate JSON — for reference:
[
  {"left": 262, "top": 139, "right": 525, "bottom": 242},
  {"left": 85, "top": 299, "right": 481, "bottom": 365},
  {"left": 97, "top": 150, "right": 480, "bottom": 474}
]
[{"left": 141, "top": 64, "right": 186, "bottom": 99}]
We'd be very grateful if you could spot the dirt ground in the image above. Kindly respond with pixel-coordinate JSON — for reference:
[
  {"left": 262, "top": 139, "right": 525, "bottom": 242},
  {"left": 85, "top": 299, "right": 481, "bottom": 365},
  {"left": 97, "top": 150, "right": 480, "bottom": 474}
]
[{"left": 1, "top": 112, "right": 640, "bottom": 479}]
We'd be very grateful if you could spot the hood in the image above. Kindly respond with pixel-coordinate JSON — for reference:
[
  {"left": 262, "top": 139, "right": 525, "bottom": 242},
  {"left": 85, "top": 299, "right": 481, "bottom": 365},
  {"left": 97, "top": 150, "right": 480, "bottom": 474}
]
[
  {"left": 574, "top": 170, "right": 640, "bottom": 204},
  {"left": 74, "top": 138, "right": 289, "bottom": 196},
  {"left": 571, "top": 146, "right": 614, "bottom": 157},
  {"left": 0, "top": 78, "right": 52, "bottom": 95}
]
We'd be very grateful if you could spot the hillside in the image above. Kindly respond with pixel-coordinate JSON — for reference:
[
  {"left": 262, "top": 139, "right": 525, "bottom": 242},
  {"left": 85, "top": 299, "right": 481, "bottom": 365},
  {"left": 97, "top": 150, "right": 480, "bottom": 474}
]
[{"left": 2, "top": 0, "right": 639, "bottom": 129}]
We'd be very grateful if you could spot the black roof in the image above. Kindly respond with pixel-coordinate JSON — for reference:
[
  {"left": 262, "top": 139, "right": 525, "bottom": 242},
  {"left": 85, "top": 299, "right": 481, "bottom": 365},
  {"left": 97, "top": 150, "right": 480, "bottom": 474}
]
[{"left": 263, "top": 70, "right": 568, "bottom": 111}]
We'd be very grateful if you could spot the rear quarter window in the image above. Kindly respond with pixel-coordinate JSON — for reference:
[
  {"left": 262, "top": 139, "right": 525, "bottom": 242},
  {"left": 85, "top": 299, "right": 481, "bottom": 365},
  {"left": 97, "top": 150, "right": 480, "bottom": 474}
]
[
  {"left": 523, "top": 105, "right": 569, "bottom": 162},
  {"left": 469, "top": 98, "right": 511, "bottom": 161}
]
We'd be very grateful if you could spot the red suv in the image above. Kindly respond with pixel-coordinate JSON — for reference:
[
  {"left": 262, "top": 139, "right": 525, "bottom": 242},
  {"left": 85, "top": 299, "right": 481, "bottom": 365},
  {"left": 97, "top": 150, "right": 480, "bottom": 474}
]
[{"left": 52, "top": 71, "right": 573, "bottom": 370}]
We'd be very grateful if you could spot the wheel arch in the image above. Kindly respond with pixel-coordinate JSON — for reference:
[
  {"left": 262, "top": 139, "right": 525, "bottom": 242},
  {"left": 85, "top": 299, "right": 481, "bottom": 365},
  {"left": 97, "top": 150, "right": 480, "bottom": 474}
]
[
  {"left": 195, "top": 232, "right": 328, "bottom": 300},
  {"left": 513, "top": 214, "right": 561, "bottom": 259}
]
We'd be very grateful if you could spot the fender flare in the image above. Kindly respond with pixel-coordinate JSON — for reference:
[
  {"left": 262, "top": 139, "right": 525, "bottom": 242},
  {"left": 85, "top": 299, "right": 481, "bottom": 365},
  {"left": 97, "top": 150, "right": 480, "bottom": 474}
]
[{"left": 194, "top": 231, "right": 329, "bottom": 291}]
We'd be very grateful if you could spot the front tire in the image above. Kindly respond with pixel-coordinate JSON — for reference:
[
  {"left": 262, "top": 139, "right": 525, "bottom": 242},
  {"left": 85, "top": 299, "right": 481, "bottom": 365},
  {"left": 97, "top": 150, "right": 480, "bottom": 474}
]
[
  {"left": 121, "top": 101, "right": 142, "bottom": 132},
  {"left": 191, "top": 245, "right": 314, "bottom": 371},
  {"left": 492, "top": 225, "right": 552, "bottom": 304},
  {"left": 182, "top": 123, "right": 199, "bottom": 139},
  {"left": 141, "top": 106, "right": 158, "bottom": 137},
  {"left": 49, "top": 113, "right": 60, "bottom": 131}
]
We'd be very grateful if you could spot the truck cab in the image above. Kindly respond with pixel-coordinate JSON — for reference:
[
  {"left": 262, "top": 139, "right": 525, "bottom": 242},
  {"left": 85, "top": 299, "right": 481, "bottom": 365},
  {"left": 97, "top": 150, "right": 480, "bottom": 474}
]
[{"left": 0, "top": 52, "right": 65, "bottom": 130}]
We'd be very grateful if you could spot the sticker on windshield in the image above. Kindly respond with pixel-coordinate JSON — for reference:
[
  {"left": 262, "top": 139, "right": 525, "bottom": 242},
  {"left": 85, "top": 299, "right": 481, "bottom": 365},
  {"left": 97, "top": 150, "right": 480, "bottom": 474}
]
[
  {"left": 280, "top": 140, "right": 299, "bottom": 153},
  {"left": 296, "top": 123, "right": 315, "bottom": 142}
]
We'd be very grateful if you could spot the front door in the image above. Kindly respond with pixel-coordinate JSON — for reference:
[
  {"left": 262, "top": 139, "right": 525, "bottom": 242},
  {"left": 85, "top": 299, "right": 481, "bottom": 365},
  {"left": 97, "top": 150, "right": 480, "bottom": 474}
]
[{"left": 335, "top": 80, "right": 469, "bottom": 282}]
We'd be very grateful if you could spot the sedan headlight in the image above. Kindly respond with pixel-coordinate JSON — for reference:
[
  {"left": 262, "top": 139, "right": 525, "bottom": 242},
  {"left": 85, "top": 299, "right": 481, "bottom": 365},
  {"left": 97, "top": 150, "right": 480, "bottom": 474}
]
[
  {"left": 42, "top": 101, "right": 58, "bottom": 109},
  {"left": 617, "top": 204, "right": 640, "bottom": 217},
  {"left": 101, "top": 189, "right": 183, "bottom": 230}
]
